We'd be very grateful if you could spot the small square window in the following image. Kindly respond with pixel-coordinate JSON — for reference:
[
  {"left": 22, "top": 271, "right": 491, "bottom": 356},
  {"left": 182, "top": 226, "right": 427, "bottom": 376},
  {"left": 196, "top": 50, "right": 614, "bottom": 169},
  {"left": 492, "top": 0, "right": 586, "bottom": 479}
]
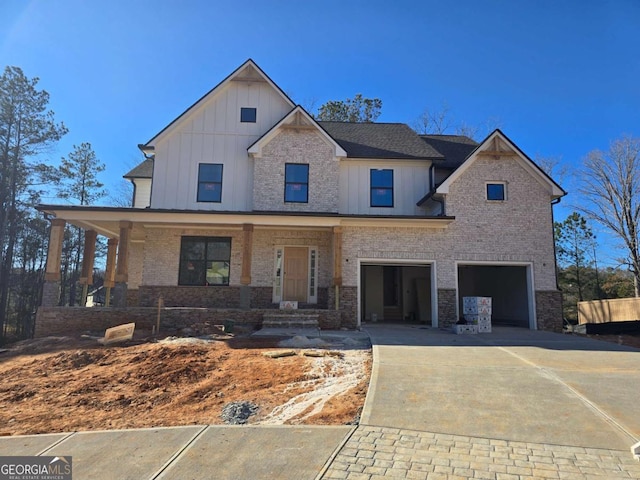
[
  {"left": 487, "top": 183, "right": 505, "bottom": 201},
  {"left": 241, "top": 107, "right": 256, "bottom": 123}
]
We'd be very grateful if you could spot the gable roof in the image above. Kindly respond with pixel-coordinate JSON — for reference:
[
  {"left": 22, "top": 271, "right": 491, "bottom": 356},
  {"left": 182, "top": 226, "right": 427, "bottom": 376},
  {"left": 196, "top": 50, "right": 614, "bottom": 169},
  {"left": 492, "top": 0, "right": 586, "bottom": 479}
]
[
  {"left": 248, "top": 106, "right": 347, "bottom": 157},
  {"left": 123, "top": 158, "right": 153, "bottom": 179},
  {"left": 435, "top": 129, "right": 566, "bottom": 199},
  {"left": 420, "top": 134, "right": 478, "bottom": 169},
  {"left": 319, "top": 122, "right": 444, "bottom": 160},
  {"left": 141, "top": 59, "right": 295, "bottom": 148}
]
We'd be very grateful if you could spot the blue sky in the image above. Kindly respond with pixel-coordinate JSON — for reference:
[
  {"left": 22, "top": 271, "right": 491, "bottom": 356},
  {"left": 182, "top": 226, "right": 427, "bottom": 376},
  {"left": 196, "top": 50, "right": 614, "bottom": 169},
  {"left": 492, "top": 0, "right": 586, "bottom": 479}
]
[{"left": 2, "top": 0, "right": 639, "bottom": 263}]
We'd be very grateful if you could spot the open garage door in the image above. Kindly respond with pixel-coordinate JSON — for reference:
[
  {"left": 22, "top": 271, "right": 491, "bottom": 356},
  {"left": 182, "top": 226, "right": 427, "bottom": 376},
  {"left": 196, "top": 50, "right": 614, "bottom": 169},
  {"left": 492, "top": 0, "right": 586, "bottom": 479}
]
[
  {"left": 458, "top": 264, "right": 533, "bottom": 328},
  {"left": 360, "top": 264, "right": 434, "bottom": 326}
]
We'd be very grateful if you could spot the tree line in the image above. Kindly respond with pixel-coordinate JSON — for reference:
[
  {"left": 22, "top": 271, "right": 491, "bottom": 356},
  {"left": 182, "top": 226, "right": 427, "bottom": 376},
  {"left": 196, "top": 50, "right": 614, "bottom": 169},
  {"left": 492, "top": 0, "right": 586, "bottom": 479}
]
[{"left": 0, "top": 66, "right": 106, "bottom": 344}]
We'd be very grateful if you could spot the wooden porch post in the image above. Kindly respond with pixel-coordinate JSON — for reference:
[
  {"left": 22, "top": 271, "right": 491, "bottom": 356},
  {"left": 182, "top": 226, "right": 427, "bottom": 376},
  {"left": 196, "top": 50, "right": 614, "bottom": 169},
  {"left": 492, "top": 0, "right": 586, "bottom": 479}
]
[
  {"left": 42, "top": 218, "right": 66, "bottom": 307},
  {"left": 333, "top": 226, "right": 343, "bottom": 310},
  {"left": 104, "top": 238, "right": 118, "bottom": 307},
  {"left": 240, "top": 224, "right": 254, "bottom": 309},
  {"left": 79, "top": 229, "right": 97, "bottom": 306},
  {"left": 113, "top": 221, "right": 132, "bottom": 307},
  {"left": 241, "top": 224, "right": 254, "bottom": 285}
]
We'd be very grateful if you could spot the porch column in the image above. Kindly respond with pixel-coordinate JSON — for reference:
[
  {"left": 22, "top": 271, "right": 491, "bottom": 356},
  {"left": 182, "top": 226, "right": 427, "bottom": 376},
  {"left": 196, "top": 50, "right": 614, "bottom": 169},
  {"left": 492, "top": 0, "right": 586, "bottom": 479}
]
[
  {"left": 240, "top": 223, "right": 254, "bottom": 309},
  {"left": 79, "top": 229, "right": 97, "bottom": 306},
  {"left": 333, "top": 226, "right": 343, "bottom": 310},
  {"left": 104, "top": 238, "right": 118, "bottom": 307},
  {"left": 42, "top": 218, "right": 66, "bottom": 307},
  {"left": 113, "top": 221, "right": 132, "bottom": 307}
]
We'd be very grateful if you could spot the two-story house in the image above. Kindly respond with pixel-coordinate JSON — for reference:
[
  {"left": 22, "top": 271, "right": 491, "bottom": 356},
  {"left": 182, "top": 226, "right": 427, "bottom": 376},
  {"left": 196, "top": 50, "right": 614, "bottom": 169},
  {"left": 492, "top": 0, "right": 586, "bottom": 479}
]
[{"left": 37, "top": 59, "right": 566, "bottom": 333}]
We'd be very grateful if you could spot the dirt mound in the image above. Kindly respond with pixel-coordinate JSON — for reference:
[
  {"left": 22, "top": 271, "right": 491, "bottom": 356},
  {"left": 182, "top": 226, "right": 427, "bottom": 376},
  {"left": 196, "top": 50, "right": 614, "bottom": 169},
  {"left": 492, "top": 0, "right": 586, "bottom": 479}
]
[{"left": 0, "top": 335, "right": 371, "bottom": 435}]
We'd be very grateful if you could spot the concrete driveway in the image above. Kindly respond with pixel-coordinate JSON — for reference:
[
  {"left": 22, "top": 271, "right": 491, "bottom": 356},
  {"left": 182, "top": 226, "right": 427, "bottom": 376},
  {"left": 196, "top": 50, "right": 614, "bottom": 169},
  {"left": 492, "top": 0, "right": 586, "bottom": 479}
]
[{"left": 361, "top": 325, "right": 640, "bottom": 451}]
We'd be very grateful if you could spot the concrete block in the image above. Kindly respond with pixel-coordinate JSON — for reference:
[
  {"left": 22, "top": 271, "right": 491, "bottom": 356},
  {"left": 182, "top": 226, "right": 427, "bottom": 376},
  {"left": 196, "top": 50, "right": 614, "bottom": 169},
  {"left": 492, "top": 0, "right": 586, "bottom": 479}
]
[{"left": 632, "top": 440, "right": 640, "bottom": 461}]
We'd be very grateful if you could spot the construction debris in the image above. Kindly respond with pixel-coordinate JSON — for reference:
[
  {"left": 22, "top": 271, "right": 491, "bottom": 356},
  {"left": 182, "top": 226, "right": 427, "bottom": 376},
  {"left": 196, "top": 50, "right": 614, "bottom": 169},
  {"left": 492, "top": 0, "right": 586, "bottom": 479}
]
[
  {"left": 221, "top": 401, "right": 259, "bottom": 424},
  {"left": 262, "top": 350, "right": 296, "bottom": 358}
]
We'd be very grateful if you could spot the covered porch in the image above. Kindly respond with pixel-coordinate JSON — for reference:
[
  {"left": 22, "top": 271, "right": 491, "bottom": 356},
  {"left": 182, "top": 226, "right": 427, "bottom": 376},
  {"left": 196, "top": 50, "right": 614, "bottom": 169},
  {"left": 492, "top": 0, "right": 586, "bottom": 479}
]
[{"left": 36, "top": 206, "right": 352, "bottom": 329}]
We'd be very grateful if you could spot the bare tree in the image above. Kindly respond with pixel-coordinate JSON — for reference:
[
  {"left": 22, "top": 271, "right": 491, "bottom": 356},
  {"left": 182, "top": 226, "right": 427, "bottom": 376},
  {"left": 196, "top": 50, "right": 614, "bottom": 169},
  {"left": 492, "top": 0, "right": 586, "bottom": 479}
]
[
  {"left": 579, "top": 135, "right": 640, "bottom": 296},
  {"left": 535, "top": 154, "right": 569, "bottom": 186},
  {"left": 412, "top": 104, "right": 501, "bottom": 140},
  {"left": 412, "top": 103, "right": 453, "bottom": 135}
]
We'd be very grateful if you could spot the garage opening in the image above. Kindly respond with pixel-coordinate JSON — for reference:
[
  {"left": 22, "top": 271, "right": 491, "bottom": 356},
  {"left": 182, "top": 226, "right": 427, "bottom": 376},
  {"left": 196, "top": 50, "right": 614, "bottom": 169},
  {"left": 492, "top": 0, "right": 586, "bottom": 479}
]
[
  {"left": 361, "top": 264, "right": 432, "bottom": 324},
  {"left": 458, "top": 265, "right": 531, "bottom": 328}
]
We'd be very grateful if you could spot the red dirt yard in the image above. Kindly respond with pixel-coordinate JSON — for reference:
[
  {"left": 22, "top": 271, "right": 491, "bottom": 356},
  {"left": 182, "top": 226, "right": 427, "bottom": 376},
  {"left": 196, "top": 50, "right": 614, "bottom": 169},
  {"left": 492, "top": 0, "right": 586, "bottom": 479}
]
[{"left": 0, "top": 333, "right": 371, "bottom": 436}]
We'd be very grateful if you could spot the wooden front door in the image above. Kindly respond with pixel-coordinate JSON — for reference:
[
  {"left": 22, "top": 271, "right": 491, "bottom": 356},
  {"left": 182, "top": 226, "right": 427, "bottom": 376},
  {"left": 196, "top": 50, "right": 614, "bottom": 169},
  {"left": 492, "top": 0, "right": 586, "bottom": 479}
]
[{"left": 283, "top": 247, "right": 308, "bottom": 302}]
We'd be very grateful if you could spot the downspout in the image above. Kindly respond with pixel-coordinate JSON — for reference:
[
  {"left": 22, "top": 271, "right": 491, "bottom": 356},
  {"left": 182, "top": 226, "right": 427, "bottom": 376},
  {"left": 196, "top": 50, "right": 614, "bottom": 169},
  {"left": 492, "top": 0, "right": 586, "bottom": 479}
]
[
  {"left": 551, "top": 196, "right": 562, "bottom": 290},
  {"left": 430, "top": 164, "right": 446, "bottom": 216},
  {"left": 550, "top": 195, "right": 565, "bottom": 328}
]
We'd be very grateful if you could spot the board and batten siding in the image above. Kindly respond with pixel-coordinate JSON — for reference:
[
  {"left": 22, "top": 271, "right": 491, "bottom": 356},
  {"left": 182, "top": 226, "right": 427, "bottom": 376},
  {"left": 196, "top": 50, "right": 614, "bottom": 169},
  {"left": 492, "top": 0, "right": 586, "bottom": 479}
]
[
  {"left": 150, "top": 81, "right": 292, "bottom": 211},
  {"left": 132, "top": 178, "right": 151, "bottom": 208},
  {"left": 339, "top": 159, "right": 432, "bottom": 215}
]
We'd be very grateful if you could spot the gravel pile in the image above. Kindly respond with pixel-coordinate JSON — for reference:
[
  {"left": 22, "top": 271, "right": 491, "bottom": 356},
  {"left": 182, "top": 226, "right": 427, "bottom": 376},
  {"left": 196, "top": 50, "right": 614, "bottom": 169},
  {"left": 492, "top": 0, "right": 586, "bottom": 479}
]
[{"left": 220, "top": 401, "right": 259, "bottom": 424}]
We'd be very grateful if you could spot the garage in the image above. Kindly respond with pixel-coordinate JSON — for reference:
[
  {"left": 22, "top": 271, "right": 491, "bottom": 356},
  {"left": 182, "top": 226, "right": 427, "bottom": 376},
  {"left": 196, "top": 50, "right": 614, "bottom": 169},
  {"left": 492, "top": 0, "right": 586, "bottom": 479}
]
[
  {"left": 457, "top": 264, "right": 533, "bottom": 328},
  {"left": 360, "top": 263, "right": 434, "bottom": 325}
]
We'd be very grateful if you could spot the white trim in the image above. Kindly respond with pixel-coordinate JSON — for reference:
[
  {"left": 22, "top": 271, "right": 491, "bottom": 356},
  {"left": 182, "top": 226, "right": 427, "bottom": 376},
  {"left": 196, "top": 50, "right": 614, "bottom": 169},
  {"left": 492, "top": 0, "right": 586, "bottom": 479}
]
[
  {"left": 436, "top": 130, "right": 565, "bottom": 199},
  {"left": 357, "top": 258, "right": 437, "bottom": 328},
  {"left": 454, "top": 260, "right": 537, "bottom": 330},
  {"left": 248, "top": 106, "right": 347, "bottom": 158},
  {"left": 485, "top": 181, "right": 507, "bottom": 202}
]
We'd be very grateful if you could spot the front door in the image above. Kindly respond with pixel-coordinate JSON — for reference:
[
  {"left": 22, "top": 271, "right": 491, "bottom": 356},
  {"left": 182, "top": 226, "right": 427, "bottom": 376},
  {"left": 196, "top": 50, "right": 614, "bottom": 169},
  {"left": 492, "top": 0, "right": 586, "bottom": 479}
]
[{"left": 283, "top": 247, "right": 308, "bottom": 302}]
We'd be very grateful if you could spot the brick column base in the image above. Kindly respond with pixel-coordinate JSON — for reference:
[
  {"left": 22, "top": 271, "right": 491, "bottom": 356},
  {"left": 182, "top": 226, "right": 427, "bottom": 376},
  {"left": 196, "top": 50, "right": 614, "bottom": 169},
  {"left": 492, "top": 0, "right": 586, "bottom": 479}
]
[
  {"left": 239, "top": 286, "right": 251, "bottom": 309},
  {"left": 437, "top": 288, "right": 457, "bottom": 328},
  {"left": 535, "top": 290, "right": 563, "bottom": 332},
  {"left": 41, "top": 281, "right": 60, "bottom": 307},
  {"left": 113, "top": 282, "right": 128, "bottom": 308}
]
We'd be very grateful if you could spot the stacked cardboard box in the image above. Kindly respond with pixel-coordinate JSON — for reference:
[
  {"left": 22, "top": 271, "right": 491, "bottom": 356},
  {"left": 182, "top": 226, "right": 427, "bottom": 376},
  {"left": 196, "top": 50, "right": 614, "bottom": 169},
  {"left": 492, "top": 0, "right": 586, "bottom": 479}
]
[
  {"left": 463, "top": 297, "right": 492, "bottom": 333},
  {"left": 452, "top": 324, "right": 478, "bottom": 334}
]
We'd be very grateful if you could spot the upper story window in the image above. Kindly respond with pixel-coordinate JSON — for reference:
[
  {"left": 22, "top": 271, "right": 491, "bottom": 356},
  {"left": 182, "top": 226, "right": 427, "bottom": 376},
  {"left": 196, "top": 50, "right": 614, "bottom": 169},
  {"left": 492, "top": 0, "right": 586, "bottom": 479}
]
[
  {"left": 241, "top": 107, "right": 257, "bottom": 123},
  {"left": 486, "top": 182, "right": 506, "bottom": 201},
  {"left": 370, "top": 169, "right": 394, "bottom": 207},
  {"left": 179, "top": 236, "right": 231, "bottom": 286},
  {"left": 285, "top": 163, "right": 309, "bottom": 203},
  {"left": 197, "top": 163, "right": 223, "bottom": 202}
]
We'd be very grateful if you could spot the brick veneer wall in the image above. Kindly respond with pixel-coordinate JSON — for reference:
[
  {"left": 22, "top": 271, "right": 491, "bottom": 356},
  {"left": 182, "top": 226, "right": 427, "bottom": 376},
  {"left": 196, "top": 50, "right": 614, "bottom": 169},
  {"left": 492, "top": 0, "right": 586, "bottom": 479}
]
[
  {"left": 339, "top": 286, "right": 358, "bottom": 329},
  {"left": 253, "top": 129, "right": 339, "bottom": 213},
  {"left": 535, "top": 290, "right": 563, "bottom": 332},
  {"left": 34, "top": 307, "right": 341, "bottom": 337},
  {"left": 139, "top": 286, "right": 241, "bottom": 308},
  {"left": 438, "top": 289, "right": 457, "bottom": 328}
]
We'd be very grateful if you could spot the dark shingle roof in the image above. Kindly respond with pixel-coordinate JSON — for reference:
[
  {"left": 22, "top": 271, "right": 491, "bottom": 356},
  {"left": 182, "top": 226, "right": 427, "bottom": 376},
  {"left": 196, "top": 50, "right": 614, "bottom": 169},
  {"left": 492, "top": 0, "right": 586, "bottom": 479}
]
[
  {"left": 419, "top": 134, "right": 478, "bottom": 169},
  {"left": 319, "top": 122, "right": 444, "bottom": 159},
  {"left": 123, "top": 158, "right": 153, "bottom": 179}
]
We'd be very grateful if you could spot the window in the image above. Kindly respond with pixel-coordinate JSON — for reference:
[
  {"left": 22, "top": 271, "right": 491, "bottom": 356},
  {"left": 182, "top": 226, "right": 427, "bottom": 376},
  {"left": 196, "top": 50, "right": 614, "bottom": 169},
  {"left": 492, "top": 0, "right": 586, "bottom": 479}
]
[
  {"left": 241, "top": 107, "right": 257, "bottom": 123},
  {"left": 179, "top": 237, "right": 231, "bottom": 286},
  {"left": 370, "top": 169, "right": 394, "bottom": 207},
  {"left": 285, "top": 163, "right": 309, "bottom": 203},
  {"left": 197, "top": 164, "right": 223, "bottom": 202},
  {"left": 487, "top": 183, "right": 506, "bottom": 201}
]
